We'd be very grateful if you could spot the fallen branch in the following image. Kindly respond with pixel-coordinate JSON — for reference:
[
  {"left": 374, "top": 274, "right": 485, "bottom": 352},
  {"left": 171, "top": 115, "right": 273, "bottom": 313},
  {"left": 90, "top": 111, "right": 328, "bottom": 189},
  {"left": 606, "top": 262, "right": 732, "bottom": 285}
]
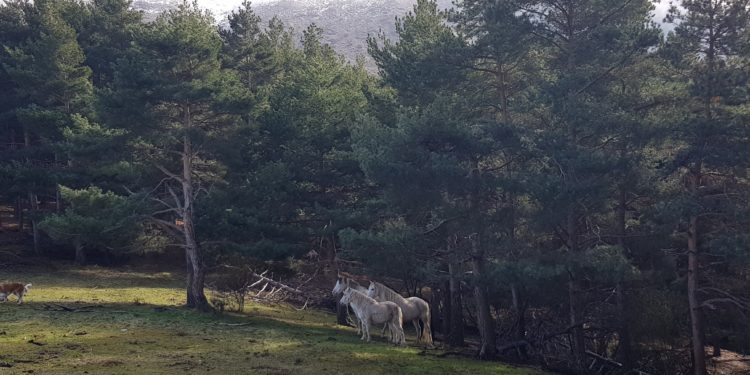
[{"left": 249, "top": 271, "right": 303, "bottom": 295}]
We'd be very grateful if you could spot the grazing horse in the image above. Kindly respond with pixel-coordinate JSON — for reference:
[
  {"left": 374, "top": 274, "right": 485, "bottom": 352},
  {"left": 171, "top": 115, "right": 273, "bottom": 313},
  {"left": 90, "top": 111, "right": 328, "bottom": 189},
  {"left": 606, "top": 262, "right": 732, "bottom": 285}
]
[
  {"left": 340, "top": 288, "right": 405, "bottom": 346},
  {"left": 367, "top": 281, "right": 433, "bottom": 345}
]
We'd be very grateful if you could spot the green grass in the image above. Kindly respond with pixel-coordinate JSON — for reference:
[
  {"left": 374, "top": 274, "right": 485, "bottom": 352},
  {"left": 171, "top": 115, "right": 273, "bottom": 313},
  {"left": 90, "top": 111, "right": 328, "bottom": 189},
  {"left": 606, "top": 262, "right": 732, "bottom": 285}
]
[{"left": 0, "top": 266, "right": 546, "bottom": 374}]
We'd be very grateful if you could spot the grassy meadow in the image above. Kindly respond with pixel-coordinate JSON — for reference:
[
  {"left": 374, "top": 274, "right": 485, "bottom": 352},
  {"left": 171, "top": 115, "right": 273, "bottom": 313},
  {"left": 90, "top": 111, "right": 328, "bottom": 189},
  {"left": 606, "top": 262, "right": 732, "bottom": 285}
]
[{"left": 0, "top": 266, "right": 546, "bottom": 374}]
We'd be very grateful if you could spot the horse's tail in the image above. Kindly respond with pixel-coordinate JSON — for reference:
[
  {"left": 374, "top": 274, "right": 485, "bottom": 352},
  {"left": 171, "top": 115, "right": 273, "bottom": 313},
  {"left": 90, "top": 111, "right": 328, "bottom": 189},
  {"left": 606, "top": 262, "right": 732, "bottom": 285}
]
[
  {"left": 421, "top": 301, "right": 433, "bottom": 346},
  {"left": 392, "top": 304, "right": 405, "bottom": 345}
]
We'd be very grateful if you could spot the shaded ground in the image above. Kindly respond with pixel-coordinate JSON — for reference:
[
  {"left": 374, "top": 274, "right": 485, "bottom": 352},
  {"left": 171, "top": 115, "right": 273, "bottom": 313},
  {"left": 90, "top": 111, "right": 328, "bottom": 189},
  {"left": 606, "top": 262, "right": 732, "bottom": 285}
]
[{"left": 0, "top": 266, "right": 546, "bottom": 374}]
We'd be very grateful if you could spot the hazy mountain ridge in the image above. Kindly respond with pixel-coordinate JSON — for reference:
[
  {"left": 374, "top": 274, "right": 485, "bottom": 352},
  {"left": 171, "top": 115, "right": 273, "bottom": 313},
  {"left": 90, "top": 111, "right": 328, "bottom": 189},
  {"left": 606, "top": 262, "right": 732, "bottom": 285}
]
[
  {"left": 131, "top": 0, "right": 673, "bottom": 63},
  {"left": 132, "top": 0, "right": 453, "bottom": 62}
]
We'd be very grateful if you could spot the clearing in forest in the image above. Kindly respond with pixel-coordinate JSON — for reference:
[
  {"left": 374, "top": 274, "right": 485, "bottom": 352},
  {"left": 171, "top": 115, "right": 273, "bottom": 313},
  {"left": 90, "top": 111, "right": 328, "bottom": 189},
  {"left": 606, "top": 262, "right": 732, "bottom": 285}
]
[{"left": 0, "top": 266, "right": 545, "bottom": 374}]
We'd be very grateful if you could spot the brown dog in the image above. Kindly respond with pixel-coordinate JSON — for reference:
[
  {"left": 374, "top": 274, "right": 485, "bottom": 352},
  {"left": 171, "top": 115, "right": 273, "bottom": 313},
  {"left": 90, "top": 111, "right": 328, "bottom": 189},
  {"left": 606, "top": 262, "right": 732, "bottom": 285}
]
[{"left": 0, "top": 283, "right": 32, "bottom": 304}]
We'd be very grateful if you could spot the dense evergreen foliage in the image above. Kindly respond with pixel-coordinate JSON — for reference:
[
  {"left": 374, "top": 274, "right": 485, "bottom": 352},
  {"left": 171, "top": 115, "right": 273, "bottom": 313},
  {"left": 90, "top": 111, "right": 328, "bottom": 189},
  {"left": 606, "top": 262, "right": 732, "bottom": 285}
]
[{"left": 1, "top": 0, "right": 748, "bottom": 373}]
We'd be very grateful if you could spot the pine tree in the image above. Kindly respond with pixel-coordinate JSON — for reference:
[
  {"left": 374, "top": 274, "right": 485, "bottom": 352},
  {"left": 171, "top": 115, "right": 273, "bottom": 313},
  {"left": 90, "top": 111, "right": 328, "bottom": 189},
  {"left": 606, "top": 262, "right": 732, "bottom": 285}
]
[
  {"left": 664, "top": 2, "right": 750, "bottom": 373},
  {"left": 367, "top": 0, "right": 463, "bottom": 107},
  {"left": 220, "top": 0, "right": 277, "bottom": 95},
  {"left": 78, "top": 0, "right": 143, "bottom": 86},
  {"left": 1, "top": 0, "right": 93, "bottom": 253},
  {"left": 506, "top": 0, "right": 657, "bottom": 366},
  {"left": 202, "top": 23, "right": 375, "bottom": 265},
  {"left": 104, "top": 0, "right": 245, "bottom": 310},
  {"left": 39, "top": 186, "right": 141, "bottom": 264},
  {"left": 450, "top": 0, "right": 538, "bottom": 356}
]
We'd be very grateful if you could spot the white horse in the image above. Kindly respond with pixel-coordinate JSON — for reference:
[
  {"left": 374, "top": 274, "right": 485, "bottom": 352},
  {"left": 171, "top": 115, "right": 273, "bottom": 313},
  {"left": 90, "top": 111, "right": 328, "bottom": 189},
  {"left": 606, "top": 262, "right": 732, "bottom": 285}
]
[
  {"left": 367, "top": 281, "right": 433, "bottom": 345},
  {"left": 332, "top": 274, "right": 369, "bottom": 296},
  {"left": 340, "top": 288, "right": 405, "bottom": 346},
  {"left": 332, "top": 275, "right": 370, "bottom": 334}
]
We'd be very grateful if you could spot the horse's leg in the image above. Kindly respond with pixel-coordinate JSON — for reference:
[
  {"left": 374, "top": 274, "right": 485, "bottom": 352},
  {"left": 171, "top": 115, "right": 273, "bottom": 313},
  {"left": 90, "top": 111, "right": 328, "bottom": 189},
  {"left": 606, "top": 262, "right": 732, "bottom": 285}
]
[
  {"left": 349, "top": 307, "right": 360, "bottom": 334},
  {"left": 412, "top": 319, "right": 421, "bottom": 342},
  {"left": 360, "top": 316, "right": 367, "bottom": 340},
  {"left": 364, "top": 320, "right": 371, "bottom": 342}
]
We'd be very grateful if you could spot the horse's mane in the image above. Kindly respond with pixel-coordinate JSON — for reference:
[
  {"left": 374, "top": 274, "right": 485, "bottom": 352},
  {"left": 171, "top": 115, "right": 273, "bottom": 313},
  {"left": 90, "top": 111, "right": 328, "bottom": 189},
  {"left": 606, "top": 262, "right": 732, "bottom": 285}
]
[
  {"left": 348, "top": 288, "right": 377, "bottom": 305},
  {"left": 373, "top": 281, "right": 407, "bottom": 304}
]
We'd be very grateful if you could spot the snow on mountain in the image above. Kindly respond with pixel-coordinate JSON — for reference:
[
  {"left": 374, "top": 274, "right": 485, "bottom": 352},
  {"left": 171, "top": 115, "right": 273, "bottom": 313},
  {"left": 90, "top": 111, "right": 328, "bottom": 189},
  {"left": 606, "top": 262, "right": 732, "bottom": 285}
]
[
  {"left": 131, "top": 0, "right": 674, "bottom": 63},
  {"left": 132, "top": 0, "right": 453, "bottom": 62}
]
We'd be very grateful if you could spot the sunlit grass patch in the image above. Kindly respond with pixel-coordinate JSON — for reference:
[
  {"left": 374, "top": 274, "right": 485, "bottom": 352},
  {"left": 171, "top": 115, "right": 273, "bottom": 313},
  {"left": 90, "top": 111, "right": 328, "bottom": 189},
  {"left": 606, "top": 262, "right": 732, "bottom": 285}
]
[{"left": 0, "top": 265, "right": 547, "bottom": 374}]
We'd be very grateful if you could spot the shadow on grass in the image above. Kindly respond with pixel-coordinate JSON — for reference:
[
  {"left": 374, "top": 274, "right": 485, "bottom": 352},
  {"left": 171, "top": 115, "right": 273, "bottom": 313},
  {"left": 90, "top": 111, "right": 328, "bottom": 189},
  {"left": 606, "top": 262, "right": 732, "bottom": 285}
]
[
  {"left": 0, "top": 301, "right": 547, "bottom": 375},
  {"left": 0, "top": 266, "right": 548, "bottom": 374},
  {"left": 2, "top": 267, "right": 183, "bottom": 289}
]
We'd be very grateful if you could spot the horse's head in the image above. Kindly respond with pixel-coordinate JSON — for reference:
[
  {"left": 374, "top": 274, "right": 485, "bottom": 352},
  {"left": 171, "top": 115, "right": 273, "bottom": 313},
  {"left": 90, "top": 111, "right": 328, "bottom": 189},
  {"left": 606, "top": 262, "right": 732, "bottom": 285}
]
[
  {"left": 332, "top": 277, "right": 344, "bottom": 296},
  {"left": 366, "top": 281, "right": 377, "bottom": 298},
  {"left": 340, "top": 288, "right": 353, "bottom": 305}
]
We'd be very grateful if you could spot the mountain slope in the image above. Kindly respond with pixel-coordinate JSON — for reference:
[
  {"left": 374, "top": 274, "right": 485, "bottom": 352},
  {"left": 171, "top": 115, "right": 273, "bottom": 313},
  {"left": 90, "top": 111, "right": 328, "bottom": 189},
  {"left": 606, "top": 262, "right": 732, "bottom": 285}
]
[
  {"left": 132, "top": 0, "right": 452, "bottom": 62},
  {"left": 132, "top": 0, "right": 673, "bottom": 63}
]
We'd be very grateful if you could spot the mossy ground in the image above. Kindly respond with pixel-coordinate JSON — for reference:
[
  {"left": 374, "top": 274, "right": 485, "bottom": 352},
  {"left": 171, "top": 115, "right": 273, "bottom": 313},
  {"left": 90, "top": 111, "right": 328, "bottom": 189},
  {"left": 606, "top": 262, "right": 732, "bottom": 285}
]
[{"left": 0, "top": 266, "right": 546, "bottom": 374}]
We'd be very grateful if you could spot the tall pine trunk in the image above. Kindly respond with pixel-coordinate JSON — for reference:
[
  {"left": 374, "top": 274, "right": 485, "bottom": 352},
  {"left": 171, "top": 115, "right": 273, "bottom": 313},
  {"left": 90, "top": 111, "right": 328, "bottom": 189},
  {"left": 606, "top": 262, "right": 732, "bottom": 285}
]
[
  {"left": 469, "top": 160, "right": 496, "bottom": 359},
  {"left": 687, "top": 170, "right": 706, "bottom": 375},
  {"left": 24, "top": 126, "right": 40, "bottom": 254},
  {"left": 448, "top": 260, "right": 465, "bottom": 347},
  {"left": 615, "top": 186, "right": 634, "bottom": 369},
  {"left": 471, "top": 253, "right": 496, "bottom": 359},
  {"left": 28, "top": 191, "right": 40, "bottom": 254},
  {"left": 15, "top": 196, "right": 24, "bottom": 232},
  {"left": 441, "top": 280, "right": 450, "bottom": 337},
  {"left": 182, "top": 106, "right": 209, "bottom": 311},
  {"left": 567, "top": 212, "right": 586, "bottom": 367},
  {"left": 511, "top": 284, "right": 527, "bottom": 358},
  {"left": 74, "top": 240, "right": 86, "bottom": 265}
]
